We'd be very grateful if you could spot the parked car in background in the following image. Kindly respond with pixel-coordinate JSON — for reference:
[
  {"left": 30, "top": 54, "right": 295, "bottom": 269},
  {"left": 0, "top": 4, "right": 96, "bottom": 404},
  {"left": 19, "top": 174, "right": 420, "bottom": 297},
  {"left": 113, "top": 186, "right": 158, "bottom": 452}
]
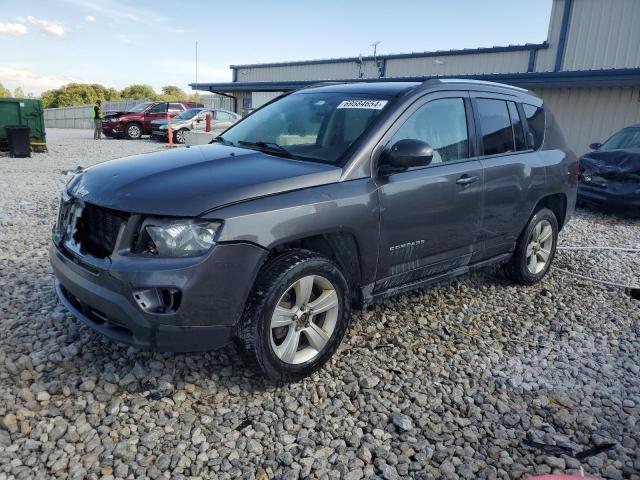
[
  {"left": 579, "top": 123, "right": 640, "bottom": 214},
  {"left": 150, "top": 108, "right": 240, "bottom": 144},
  {"left": 102, "top": 101, "right": 203, "bottom": 139},
  {"left": 51, "top": 79, "right": 576, "bottom": 380}
]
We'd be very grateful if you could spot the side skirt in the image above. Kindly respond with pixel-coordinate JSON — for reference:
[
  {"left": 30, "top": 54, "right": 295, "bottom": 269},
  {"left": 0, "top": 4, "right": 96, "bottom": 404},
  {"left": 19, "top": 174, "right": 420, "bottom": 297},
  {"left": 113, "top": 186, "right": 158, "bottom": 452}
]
[{"left": 361, "top": 252, "right": 512, "bottom": 305}]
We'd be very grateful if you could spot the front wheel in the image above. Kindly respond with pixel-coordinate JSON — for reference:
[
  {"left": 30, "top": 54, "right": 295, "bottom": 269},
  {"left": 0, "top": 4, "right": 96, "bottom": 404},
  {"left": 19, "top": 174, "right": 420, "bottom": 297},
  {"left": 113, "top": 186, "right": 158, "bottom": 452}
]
[
  {"left": 505, "top": 207, "right": 558, "bottom": 285},
  {"left": 124, "top": 123, "right": 142, "bottom": 140},
  {"left": 235, "top": 249, "right": 351, "bottom": 381},
  {"left": 174, "top": 128, "right": 187, "bottom": 144}
]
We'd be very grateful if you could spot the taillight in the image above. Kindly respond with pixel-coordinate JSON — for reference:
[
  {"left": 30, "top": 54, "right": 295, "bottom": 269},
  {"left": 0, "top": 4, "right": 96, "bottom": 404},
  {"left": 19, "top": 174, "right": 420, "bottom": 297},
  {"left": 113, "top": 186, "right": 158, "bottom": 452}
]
[{"left": 570, "top": 152, "right": 580, "bottom": 184}]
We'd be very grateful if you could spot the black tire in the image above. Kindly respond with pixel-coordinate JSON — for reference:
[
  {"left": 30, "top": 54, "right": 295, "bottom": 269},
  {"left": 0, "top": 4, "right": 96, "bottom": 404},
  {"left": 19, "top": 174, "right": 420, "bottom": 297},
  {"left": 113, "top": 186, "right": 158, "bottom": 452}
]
[
  {"left": 174, "top": 128, "right": 187, "bottom": 144},
  {"left": 505, "top": 207, "right": 558, "bottom": 285},
  {"left": 124, "top": 122, "right": 143, "bottom": 140},
  {"left": 235, "top": 249, "right": 351, "bottom": 382}
]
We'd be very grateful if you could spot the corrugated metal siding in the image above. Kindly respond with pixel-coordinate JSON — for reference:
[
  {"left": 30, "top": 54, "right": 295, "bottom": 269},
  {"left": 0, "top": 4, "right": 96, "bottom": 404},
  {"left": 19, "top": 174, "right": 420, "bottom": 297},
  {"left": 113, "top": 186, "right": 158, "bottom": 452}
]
[
  {"left": 535, "top": 86, "right": 640, "bottom": 154},
  {"left": 562, "top": 0, "right": 640, "bottom": 70},
  {"left": 535, "top": 0, "right": 565, "bottom": 72},
  {"left": 386, "top": 51, "right": 530, "bottom": 77},
  {"left": 236, "top": 61, "right": 379, "bottom": 82},
  {"left": 251, "top": 92, "right": 284, "bottom": 110}
]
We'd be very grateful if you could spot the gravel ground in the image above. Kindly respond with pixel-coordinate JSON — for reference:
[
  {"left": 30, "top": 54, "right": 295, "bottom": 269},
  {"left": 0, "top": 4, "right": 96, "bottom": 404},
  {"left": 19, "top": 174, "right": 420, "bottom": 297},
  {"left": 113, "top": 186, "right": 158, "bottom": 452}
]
[{"left": 0, "top": 129, "right": 639, "bottom": 480}]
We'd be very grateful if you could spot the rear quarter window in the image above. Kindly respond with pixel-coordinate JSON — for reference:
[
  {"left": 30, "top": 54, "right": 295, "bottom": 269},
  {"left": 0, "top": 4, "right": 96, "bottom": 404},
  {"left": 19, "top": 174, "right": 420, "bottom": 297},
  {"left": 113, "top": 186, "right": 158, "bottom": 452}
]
[
  {"left": 543, "top": 109, "right": 567, "bottom": 150},
  {"left": 523, "top": 104, "right": 545, "bottom": 150}
]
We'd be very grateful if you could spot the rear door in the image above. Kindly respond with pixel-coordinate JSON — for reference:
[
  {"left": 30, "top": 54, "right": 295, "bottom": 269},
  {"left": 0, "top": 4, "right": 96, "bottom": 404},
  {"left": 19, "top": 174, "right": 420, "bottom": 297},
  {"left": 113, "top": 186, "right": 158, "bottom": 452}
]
[
  {"left": 374, "top": 91, "right": 484, "bottom": 290},
  {"left": 470, "top": 93, "right": 547, "bottom": 261}
]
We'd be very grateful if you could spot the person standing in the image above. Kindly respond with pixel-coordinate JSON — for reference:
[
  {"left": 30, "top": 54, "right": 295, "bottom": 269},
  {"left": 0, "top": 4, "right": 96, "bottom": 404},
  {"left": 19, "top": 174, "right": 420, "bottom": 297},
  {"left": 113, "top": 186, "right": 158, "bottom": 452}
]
[{"left": 93, "top": 100, "right": 104, "bottom": 140}]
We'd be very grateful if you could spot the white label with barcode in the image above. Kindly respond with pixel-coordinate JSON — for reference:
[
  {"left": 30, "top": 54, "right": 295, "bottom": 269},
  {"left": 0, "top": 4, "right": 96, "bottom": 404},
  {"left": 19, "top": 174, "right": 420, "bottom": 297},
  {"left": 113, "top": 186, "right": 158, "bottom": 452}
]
[{"left": 337, "top": 100, "right": 388, "bottom": 110}]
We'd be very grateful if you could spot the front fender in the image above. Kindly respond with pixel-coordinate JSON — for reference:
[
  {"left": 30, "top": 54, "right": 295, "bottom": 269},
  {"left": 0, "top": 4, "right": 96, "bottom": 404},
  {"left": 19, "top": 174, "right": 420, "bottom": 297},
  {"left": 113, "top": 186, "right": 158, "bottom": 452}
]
[{"left": 206, "top": 180, "right": 381, "bottom": 284}]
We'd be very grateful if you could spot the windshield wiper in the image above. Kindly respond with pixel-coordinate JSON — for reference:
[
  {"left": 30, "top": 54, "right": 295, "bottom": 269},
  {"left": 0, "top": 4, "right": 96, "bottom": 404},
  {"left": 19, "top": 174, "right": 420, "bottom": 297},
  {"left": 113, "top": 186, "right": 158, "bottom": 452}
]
[{"left": 237, "top": 140, "right": 296, "bottom": 158}]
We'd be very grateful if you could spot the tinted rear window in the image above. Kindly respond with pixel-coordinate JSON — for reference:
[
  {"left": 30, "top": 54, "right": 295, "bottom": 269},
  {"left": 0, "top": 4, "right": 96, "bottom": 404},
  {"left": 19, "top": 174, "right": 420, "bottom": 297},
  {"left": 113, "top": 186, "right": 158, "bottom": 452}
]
[
  {"left": 477, "top": 99, "right": 514, "bottom": 155},
  {"left": 508, "top": 102, "right": 526, "bottom": 151},
  {"left": 523, "top": 104, "right": 545, "bottom": 150}
]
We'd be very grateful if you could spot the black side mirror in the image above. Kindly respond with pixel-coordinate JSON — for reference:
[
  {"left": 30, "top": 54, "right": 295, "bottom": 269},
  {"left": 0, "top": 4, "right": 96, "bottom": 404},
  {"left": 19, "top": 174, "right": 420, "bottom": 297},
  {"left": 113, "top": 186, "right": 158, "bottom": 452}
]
[
  {"left": 381, "top": 139, "right": 433, "bottom": 174},
  {"left": 589, "top": 142, "right": 602, "bottom": 150}
]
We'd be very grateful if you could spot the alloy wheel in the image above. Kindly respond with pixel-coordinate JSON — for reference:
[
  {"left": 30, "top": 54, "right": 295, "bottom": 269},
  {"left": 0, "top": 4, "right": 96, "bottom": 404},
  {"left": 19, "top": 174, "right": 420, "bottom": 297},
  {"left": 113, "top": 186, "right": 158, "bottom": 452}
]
[
  {"left": 175, "top": 130, "right": 186, "bottom": 144},
  {"left": 127, "top": 125, "right": 141, "bottom": 139},
  {"left": 269, "top": 275, "right": 340, "bottom": 365},
  {"left": 526, "top": 219, "right": 553, "bottom": 274}
]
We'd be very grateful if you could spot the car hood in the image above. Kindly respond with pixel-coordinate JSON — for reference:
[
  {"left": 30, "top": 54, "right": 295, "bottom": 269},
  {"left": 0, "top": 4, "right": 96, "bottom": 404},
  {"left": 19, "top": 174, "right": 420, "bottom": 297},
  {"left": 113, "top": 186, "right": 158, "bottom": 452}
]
[
  {"left": 580, "top": 149, "right": 640, "bottom": 176},
  {"left": 68, "top": 144, "right": 342, "bottom": 216}
]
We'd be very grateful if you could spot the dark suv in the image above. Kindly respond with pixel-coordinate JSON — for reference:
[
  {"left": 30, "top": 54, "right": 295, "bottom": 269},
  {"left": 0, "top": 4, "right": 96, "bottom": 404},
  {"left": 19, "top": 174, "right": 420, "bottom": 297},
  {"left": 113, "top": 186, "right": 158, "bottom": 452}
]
[
  {"left": 102, "top": 101, "right": 203, "bottom": 139},
  {"left": 51, "top": 80, "right": 577, "bottom": 380}
]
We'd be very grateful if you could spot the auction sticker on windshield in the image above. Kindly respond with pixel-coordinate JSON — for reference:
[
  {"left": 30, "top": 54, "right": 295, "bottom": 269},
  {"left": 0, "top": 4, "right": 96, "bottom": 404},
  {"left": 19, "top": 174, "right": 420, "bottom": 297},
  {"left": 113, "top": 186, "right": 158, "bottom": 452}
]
[{"left": 337, "top": 100, "right": 388, "bottom": 110}]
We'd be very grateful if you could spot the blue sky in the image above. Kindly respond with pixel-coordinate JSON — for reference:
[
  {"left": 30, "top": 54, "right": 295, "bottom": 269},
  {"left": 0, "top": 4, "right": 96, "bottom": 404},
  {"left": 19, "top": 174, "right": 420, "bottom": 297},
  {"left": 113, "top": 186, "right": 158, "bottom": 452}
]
[{"left": 0, "top": 0, "right": 552, "bottom": 95}]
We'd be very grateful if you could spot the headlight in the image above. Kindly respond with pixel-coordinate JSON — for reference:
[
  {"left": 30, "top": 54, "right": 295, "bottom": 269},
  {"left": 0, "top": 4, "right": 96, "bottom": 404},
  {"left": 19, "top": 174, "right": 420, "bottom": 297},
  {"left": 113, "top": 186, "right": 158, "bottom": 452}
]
[
  {"left": 159, "top": 124, "right": 168, "bottom": 130},
  {"left": 142, "top": 219, "right": 222, "bottom": 257},
  {"left": 109, "top": 117, "right": 121, "bottom": 123}
]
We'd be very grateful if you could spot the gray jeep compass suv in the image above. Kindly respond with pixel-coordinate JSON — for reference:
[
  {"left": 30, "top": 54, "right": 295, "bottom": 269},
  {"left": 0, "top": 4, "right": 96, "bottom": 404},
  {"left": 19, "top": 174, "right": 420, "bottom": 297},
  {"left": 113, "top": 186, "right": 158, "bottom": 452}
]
[{"left": 50, "top": 79, "right": 577, "bottom": 380}]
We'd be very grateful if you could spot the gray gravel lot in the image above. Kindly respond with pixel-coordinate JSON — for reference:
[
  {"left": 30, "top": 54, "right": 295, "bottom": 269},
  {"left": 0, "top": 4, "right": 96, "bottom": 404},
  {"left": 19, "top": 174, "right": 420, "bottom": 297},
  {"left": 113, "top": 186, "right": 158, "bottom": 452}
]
[{"left": 0, "top": 129, "right": 639, "bottom": 479}]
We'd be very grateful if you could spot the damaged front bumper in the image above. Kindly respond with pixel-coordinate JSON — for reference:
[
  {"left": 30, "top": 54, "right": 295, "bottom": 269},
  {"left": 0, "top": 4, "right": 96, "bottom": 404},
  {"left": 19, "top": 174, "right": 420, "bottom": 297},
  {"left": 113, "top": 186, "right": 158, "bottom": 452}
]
[
  {"left": 50, "top": 240, "right": 266, "bottom": 352},
  {"left": 578, "top": 177, "right": 640, "bottom": 212}
]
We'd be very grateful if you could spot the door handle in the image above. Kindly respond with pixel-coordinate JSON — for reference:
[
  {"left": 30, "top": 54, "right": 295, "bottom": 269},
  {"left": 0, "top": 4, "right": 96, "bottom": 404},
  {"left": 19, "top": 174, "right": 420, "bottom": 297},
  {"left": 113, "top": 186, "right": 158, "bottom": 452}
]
[{"left": 456, "top": 175, "right": 479, "bottom": 186}]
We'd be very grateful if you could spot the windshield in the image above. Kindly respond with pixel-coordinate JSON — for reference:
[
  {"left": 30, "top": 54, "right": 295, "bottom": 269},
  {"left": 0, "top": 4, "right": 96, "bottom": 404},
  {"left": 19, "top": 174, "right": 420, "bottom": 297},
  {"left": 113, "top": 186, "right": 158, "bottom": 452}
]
[
  {"left": 220, "top": 92, "right": 392, "bottom": 164},
  {"left": 600, "top": 128, "right": 640, "bottom": 150},
  {"left": 174, "top": 108, "right": 203, "bottom": 120},
  {"left": 128, "top": 101, "right": 152, "bottom": 113}
]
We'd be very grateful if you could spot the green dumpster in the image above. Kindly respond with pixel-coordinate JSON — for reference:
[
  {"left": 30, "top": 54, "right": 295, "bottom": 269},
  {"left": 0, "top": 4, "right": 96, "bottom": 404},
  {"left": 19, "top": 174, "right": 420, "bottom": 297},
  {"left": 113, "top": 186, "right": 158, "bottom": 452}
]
[{"left": 0, "top": 97, "right": 47, "bottom": 153}]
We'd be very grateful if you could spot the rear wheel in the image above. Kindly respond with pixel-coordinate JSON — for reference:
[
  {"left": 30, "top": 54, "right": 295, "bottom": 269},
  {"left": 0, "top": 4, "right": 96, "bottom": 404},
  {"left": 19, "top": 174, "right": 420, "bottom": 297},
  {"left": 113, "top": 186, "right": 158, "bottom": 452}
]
[
  {"left": 505, "top": 208, "right": 558, "bottom": 285},
  {"left": 125, "top": 122, "right": 142, "bottom": 140},
  {"left": 235, "top": 249, "right": 351, "bottom": 381}
]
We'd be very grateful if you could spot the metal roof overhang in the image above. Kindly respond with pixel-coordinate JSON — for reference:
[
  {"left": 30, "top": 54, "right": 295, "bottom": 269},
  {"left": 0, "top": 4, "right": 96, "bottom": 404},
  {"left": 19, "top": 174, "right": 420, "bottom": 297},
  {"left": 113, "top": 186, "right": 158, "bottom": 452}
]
[{"left": 190, "top": 68, "right": 640, "bottom": 93}]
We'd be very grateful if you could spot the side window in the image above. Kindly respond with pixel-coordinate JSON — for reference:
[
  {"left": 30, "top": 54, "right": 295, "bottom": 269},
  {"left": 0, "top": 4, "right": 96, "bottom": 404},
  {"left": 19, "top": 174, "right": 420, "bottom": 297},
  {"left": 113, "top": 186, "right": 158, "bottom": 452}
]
[
  {"left": 215, "top": 111, "right": 233, "bottom": 121},
  {"left": 508, "top": 102, "right": 526, "bottom": 151},
  {"left": 148, "top": 103, "right": 167, "bottom": 114},
  {"left": 523, "top": 104, "right": 545, "bottom": 150},
  {"left": 476, "top": 99, "right": 514, "bottom": 155},
  {"left": 168, "top": 103, "right": 184, "bottom": 112},
  {"left": 390, "top": 98, "right": 469, "bottom": 164}
]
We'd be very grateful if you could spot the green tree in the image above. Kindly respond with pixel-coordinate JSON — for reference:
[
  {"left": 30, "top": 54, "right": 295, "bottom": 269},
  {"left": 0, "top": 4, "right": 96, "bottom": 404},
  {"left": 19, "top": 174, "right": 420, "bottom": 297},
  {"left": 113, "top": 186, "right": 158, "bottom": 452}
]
[
  {"left": 0, "top": 83, "right": 11, "bottom": 97},
  {"left": 39, "top": 83, "right": 120, "bottom": 107},
  {"left": 13, "top": 87, "right": 25, "bottom": 98},
  {"left": 119, "top": 84, "right": 158, "bottom": 100},
  {"left": 160, "top": 85, "right": 187, "bottom": 100}
]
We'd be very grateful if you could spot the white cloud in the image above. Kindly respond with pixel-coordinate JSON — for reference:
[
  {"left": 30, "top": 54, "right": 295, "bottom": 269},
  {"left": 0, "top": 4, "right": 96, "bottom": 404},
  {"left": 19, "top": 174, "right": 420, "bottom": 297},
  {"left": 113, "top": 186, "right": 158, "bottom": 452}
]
[
  {"left": 0, "top": 65, "right": 93, "bottom": 95},
  {"left": 0, "top": 22, "right": 28, "bottom": 35},
  {"left": 64, "top": 0, "right": 183, "bottom": 33},
  {"left": 118, "top": 34, "right": 132, "bottom": 44},
  {"left": 84, "top": 15, "right": 96, "bottom": 23},
  {"left": 18, "top": 16, "right": 65, "bottom": 37}
]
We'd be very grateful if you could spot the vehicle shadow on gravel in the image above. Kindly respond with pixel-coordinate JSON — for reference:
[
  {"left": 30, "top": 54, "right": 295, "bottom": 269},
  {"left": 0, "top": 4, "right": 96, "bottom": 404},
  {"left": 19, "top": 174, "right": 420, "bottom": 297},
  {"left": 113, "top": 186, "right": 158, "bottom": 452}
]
[{"left": 43, "top": 266, "right": 520, "bottom": 396}]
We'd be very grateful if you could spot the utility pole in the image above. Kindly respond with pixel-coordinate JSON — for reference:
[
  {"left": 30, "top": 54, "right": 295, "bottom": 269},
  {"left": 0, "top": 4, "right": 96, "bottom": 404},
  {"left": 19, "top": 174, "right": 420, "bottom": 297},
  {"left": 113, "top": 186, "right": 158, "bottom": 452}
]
[{"left": 370, "top": 40, "right": 381, "bottom": 77}]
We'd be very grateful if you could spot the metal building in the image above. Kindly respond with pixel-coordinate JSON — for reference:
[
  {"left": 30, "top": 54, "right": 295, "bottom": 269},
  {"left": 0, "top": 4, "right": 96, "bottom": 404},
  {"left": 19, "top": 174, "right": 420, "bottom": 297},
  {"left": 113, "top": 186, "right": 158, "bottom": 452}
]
[{"left": 191, "top": 0, "right": 640, "bottom": 155}]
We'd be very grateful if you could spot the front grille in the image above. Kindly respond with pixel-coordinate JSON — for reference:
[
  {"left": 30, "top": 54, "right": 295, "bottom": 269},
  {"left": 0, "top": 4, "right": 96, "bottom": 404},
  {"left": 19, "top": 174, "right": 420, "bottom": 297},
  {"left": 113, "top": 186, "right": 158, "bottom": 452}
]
[{"left": 75, "top": 203, "right": 128, "bottom": 258}]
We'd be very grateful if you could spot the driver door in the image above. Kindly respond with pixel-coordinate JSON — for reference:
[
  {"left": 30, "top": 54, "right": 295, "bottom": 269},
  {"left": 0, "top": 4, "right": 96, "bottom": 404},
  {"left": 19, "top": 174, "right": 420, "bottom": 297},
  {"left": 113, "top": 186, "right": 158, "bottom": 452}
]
[
  {"left": 374, "top": 92, "right": 484, "bottom": 291},
  {"left": 143, "top": 103, "right": 168, "bottom": 133}
]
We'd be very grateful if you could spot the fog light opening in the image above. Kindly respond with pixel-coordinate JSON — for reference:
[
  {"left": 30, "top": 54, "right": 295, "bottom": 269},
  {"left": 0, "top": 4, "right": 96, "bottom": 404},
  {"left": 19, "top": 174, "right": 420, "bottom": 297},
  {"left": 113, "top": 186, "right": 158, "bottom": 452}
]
[{"left": 133, "top": 287, "right": 182, "bottom": 314}]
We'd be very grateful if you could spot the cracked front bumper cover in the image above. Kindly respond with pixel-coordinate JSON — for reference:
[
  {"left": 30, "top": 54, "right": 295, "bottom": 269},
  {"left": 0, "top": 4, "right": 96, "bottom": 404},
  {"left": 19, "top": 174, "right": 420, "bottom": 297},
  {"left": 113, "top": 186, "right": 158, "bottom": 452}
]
[{"left": 50, "top": 241, "right": 267, "bottom": 352}]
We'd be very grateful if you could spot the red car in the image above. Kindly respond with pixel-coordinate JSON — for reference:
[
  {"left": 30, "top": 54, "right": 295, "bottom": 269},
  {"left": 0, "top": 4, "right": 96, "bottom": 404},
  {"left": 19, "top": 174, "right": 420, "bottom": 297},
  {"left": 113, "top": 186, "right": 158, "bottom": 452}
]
[{"left": 102, "top": 101, "right": 203, "bottom": 139}]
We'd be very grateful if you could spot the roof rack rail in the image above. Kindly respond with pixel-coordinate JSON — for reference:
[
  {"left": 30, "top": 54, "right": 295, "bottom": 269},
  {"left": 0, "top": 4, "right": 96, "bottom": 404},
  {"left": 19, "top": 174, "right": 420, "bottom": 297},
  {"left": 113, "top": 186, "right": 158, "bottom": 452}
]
[{"left": 423, "top": 78, "right": 530, "bottom": 93}]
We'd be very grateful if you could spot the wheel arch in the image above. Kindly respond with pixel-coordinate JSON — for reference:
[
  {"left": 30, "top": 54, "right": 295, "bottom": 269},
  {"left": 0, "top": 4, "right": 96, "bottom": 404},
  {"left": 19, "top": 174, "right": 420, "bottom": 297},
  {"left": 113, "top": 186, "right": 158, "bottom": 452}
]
[
  {"left": 269, "top": 232, "right": 364, "bottom": 306},
  {"left": 533, "top": 193, "right": 567, "bottom": 230}
]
